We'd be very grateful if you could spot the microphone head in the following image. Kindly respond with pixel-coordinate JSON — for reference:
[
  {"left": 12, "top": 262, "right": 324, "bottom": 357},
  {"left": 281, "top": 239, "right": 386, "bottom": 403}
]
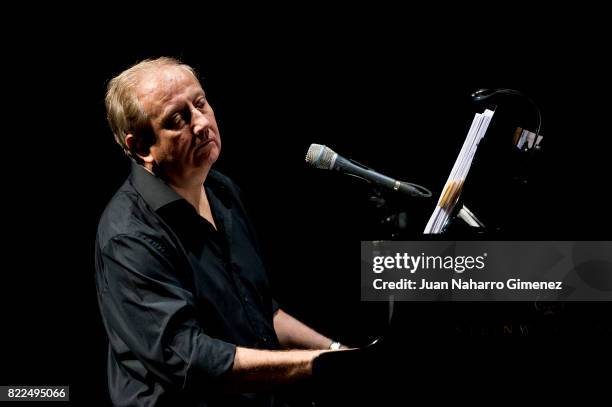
[{"left": 305, "top": 144, "right": 337, "bottom": 170}]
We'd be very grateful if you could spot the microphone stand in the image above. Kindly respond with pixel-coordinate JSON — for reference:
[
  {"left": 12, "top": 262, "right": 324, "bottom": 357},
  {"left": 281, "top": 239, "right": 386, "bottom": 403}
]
[
  {"left": 364, "top": 185, "right": 407, "bottom": 345},
  {"left": 367, "top": 186, "right": 409, "bottom": 240}
]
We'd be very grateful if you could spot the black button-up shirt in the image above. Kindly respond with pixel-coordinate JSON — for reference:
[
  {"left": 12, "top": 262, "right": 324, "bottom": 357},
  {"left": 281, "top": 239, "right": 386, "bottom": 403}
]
[{"left": 95, "top": 162, "right": 281, "bottom": 406}]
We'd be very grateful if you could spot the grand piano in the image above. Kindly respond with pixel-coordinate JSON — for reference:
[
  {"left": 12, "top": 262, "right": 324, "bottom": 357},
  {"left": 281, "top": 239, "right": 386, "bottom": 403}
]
[{"left": 306, "top": 94, "right": 611, "bottom": 405}]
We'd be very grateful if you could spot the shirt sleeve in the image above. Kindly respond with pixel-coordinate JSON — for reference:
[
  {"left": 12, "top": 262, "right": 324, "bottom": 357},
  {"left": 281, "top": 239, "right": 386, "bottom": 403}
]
[{"left": 97, "top": 232, "right": 236, "bottom": 393}]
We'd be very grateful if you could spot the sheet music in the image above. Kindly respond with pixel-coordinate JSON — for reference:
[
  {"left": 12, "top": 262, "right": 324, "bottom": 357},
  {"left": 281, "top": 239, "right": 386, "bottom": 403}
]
[{"left": 424, "top": 109, "right": 495, "bottom": 234}]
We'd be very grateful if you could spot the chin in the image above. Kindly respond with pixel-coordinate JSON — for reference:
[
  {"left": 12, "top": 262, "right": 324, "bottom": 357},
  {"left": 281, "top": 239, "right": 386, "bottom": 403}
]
[
  {"left": 208, "top": 146, "right": 220, "bottom": 164},
  {"left": 195, "top": 148, "right": 219, "bottom": 169}
]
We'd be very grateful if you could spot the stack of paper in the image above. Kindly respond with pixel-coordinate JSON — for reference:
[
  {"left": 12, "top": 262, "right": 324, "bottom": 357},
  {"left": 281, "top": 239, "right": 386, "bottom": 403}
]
[{"left": 424, "top": 109, "right": 495, "bottom": 234}]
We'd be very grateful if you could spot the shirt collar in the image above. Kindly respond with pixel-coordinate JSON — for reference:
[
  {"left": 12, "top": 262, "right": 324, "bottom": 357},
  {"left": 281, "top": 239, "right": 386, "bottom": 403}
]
[
  {"left": 129, "top": 161, "right": 184, "bottom": 212},
  {"left": 129, "top": 161, "right": 234, "bottom": 213}
]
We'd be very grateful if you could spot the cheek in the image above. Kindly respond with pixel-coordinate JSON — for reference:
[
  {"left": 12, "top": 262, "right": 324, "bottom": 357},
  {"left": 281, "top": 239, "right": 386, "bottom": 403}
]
[
  {"left": 212, "top": 124, "right": 221, "bottom": 147},
  {"left": 215, "top": 135, "right": 222, "bottom": 151},
  {"left": 154, "top": 134, "right": 188, "bottom": 159}
]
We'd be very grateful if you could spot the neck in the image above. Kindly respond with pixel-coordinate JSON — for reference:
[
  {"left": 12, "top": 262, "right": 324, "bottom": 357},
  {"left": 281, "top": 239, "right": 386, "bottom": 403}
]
[
  {"left": 168, "top": 179, "right": 206, "bottom": 211},
  {"left": 169, "top": 173, "right": 216, "bottom": 230}
]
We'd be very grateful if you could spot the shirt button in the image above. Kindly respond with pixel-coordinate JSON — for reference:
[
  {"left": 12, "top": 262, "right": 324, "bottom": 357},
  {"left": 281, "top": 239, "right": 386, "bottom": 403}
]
[
  {"left": 244, "top": 296, "right": 249, "bottom": 302},
  {"left": 263, "top": 337, "right": 268, "bottom": 342}
]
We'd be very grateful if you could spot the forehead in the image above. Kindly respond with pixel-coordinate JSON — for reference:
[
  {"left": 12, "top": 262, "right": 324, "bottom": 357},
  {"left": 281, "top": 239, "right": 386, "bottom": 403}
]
[{"left": 135, "top": 66, "right": 203, "bottom": 118}]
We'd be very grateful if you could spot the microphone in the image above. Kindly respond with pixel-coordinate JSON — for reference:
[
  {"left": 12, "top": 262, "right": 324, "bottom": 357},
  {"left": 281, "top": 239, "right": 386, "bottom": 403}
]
[{"left": 305, "top": 144, "right": 431, "bottom": 197}]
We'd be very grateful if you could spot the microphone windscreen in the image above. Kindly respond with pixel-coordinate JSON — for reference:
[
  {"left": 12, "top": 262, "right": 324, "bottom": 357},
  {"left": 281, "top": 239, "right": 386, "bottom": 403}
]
[{"left": 305, "top": 144, "right": 336, "bottom": 170}]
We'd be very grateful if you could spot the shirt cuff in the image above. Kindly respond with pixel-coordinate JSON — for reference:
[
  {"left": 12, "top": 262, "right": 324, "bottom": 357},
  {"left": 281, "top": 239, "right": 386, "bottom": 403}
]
[
  {"left": 271, "top": 298, "right": 280, "bottom": 315},
  {"left": 184, "top": 335, "right": 236, "bottom": 390}
]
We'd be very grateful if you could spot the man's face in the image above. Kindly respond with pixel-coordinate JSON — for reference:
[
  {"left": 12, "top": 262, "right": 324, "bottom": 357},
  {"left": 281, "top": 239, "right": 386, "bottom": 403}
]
[{"left": 135, "top": 66, "right": 221, "bottom": 180}]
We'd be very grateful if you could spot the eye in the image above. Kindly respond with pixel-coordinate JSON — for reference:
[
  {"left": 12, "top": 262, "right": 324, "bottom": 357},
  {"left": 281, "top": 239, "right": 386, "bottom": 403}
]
[
  {"left": 165, "top": 113, "right": 185, "bottom": 129},
  {"left": 195, "top": 97, "right": 207, "bottom": 109}
]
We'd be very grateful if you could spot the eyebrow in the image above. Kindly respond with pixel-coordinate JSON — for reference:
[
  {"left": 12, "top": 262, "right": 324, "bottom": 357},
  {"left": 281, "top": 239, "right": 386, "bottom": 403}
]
[{"left": 160, "top": 90, "right": 206, "bottom": 121}]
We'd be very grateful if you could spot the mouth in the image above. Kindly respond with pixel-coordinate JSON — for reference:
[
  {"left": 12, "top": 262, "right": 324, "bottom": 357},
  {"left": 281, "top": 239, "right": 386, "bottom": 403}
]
[{"left": 196, "top": 139, "right": 213, "bottom": 149}]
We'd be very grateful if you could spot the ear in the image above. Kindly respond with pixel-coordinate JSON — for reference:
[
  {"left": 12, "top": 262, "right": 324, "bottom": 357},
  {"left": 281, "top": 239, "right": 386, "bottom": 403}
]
[{"left": 125, "top": 133, "right": 154, "bottom": 164}]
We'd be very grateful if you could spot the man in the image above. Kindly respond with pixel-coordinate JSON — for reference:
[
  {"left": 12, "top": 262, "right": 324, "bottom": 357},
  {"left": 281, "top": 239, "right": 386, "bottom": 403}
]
[{"left": 95, "top": 57, "right": 345, "bottom": 406}]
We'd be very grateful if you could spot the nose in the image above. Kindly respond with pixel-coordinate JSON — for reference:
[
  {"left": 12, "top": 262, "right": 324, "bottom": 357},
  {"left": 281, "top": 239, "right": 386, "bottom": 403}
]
[{"left": 191, "top": 107, "right": 211, "bottom": 140}]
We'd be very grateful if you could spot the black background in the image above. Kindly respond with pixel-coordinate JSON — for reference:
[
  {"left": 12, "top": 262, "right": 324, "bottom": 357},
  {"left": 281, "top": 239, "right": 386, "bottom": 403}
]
[{"left": 1, "top": 8, "right": 610, "bottom": 405}]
